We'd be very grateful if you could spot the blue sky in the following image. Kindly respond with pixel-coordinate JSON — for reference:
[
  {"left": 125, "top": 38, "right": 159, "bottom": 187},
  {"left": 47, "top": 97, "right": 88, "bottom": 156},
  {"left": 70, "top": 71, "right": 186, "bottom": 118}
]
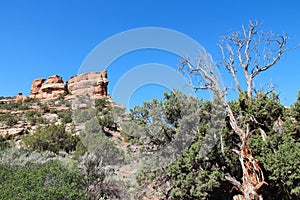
[{"left": 0, "top": 0, "right": 299, "bottom": 108}]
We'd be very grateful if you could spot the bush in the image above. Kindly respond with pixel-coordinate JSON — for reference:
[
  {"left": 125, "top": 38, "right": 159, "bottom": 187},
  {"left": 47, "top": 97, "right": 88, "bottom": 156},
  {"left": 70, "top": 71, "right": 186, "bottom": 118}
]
[
  {"left": 0, "top": 134, "right": 10, "bottom": 150},
  {"left": 5, "top": 115, "right": 18, "bottom": 127},
  {"left": 57, "top": 109, "right": 73, "bottom": 124},
  {"left": 95, "top": 98, "right": 109, "bottom": 111},
  {"left": 0, "top": 160, "right": 88, "bottom": 200},
  {"left": 0, "top": 101, "right": 29, "bottom": 111},
  {"left": 78, "top": 152, "right": 129, "bottom": 199},
  {"left": 95, "top": 99, "right": 117, "bottom": 131},
  {"left": 23, "top": 124, "right": 79, "bottom": 153},
  {"left": 80, "top": 118, "right": 124, "bottom": 165},
  {"left": 0, "top": 147, "right": 55, "bottom": 167},
  {"left": 0, "top": 114, "right": 19, "bottom": 127},
  {"left": 73, "top": 140, "right": 87, "bottom": 160},
  {"left": 73, "top": 108, "right": 96, "bottom": 123},
  {"left": 25, "top": 110, "right": 43, "bottom": 125},
  {"left": 23, "top": 97, "right": 40, "bottom": 105}
]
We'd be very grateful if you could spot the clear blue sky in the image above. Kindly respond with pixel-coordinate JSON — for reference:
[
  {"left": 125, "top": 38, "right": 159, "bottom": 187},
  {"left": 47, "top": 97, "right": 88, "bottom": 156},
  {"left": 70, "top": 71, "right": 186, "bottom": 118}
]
[{"left": 0, "top": 0, "right": 299, "bottom": 108}]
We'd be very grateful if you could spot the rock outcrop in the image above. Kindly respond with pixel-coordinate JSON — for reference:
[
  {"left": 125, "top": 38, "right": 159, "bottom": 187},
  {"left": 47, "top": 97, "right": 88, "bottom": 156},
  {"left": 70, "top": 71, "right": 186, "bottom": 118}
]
[
  {"left": 40, "top": 75, "right": 66, "bottom": 98},
  {"left": 95, "top": 70, "right": 109, "bottom": 96},
  {"left": 15, "top": 92, "right": 25, "bottom": 102},
  {"left": 30, "top": 75, "right": 67, "bottom": 99},
  {"left": 30, "top": 78, "right": 46, "bottom": 98},
  {"left": 29, "top": 71, "right": 109, "bottom": 100},
  {"left": 68, "top": 70, "right": 109, "bottom": 98}
]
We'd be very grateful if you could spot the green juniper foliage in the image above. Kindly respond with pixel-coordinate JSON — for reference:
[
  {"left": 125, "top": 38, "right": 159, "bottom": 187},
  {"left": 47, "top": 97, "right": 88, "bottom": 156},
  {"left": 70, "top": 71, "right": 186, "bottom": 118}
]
[
  {"left": 22, "top": 124, "right": 79, "bottom": 153},
  {"left": 0, "top": 160, "right": 88, "bottom": 200}
]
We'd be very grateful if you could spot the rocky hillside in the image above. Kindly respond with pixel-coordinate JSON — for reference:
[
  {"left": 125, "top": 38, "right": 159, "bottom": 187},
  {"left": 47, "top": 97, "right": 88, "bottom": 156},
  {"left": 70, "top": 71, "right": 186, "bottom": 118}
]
[
  {"left": 0, "top": 70, "right": 139, "bottom": 199},
  {"left": 1, "top": 70, "right": 299, "bottom": 200},
  {"left": 0, "top": 70, "right": 120, "bottom": 145}
]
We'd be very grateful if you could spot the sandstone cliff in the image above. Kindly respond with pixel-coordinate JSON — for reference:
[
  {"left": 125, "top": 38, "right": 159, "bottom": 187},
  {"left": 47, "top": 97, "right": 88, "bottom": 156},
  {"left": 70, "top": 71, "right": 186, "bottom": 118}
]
[
  {"left": 68, "top": 70, "right": 109, "bottom": 98},
  {"left": 29, "top": 70, "right": 109, "bottom": 99},
  {"left": 29, "top": 75, "right": 66, "bottom": 99}
]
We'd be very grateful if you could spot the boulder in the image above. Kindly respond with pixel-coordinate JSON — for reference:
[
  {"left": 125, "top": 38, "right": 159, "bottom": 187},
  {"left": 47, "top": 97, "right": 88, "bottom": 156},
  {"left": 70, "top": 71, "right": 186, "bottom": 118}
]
[
  {"left": 43, "top": 113, "right": 59, "bottom": 123},
  {"left": 0, "top": 128, "right": 26, "bottom": 139},
  {"left": 15, "top": 92, "right": 24, "bottom": 102},
  {"left": 7, "top": 128, "right": 25, "bottom": 136}
]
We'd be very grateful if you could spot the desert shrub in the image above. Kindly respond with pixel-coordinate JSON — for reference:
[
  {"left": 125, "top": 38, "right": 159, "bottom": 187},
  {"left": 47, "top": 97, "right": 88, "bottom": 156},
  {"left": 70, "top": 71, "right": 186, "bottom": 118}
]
[
  {"left": 39, "top": 102, "right": 49, "bottom": 111},
  {"left": 23, "top": 124, "right": 79, "bottom": 153},
  {"left": 95, "top": 99, "right": 117, "bottom": 131},
  {"left": 55, "top": 93, "right": 71, "bottom": 107},
  {"left": 78, "top": 152, "right": 129, "bottom": 199},
  {"left": 17, "top": 104, "right": 29, "bottom": 110},
  {"left": 73, "top": 108, "right": 97, "bottom": 123},
  {"left": 0, "top": 147, "right": 55, "bottom": 167},
  {"left": 98, "top": 113, "right": 116, "bottom": 131},
  {"left": 23, "top": 97, "right": 40, "bottom": 104},
  {"left": 0, "top": 160, "right": 88, "bottom": 200},
  {"left": 57, "top": 109, "right": 73, "bottom": 124},
  {"left": 95, "top": 98, "right": 109, "bottom": 111},
  {"left": 50, "top": 109, "right": 57, "bottom": 114},
  {"left": 0, "top": 101, "right": 18, "bottom": 110},
  {"left": 6, "top": 115, "right": 19, "bottom": 127},
  {"left": 73, "top": 140, "right": 88, "bottom": 160},
  {"left": 80, "top": 118, "right": 124, "bottom": 165},
  {"left": 0, "top": 134, "right": 10, "bottom": 150},
  {"left": 0, "top": 114, "right": 19, "bottom": 127},
  {"left": 25, "top": 110, "right": 43, "bottom": 125},
  {"left": 0, "top": 101, "right": 30, "bottom": 110}
]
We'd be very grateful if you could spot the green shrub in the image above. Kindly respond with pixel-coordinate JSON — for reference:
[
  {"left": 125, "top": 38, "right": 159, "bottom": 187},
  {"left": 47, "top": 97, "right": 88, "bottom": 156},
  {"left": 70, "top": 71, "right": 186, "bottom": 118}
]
[
  {"left": 0, "top": 147, "right": 55, "bottom": 167},
  {"left": 80, "top": 118, "right": 124, "bottom": 165},
  {"left": 95, "top": 99, "right": 117, "bottom": 131},
  {"left": 73, "top": 140, "right": 87, "bottom": 160},
  {"left": 50, "top": 109, "right": 57, "bottom": 114},
  {"left": 73, "top": 108, "right": 96, "bottom": 123},
  {"left": 24, "top": 110, "right": 44, "bottom": 125},
  {"left": 23, "top": 97, "right": 40, "bottom": 104},
  {"left": 0, "top": 134, "right": 10, "bottom": 150},
  {"left": 0, "top": 114, "right": 19, "bottom": 127},
  {"left": 0, "top": 101, "right": 30, "bottom": 110},
  {"left": 57, "top": 109, "right": 73, "bottom": 124},
  {"left": 23, "top": 124, "right": 79, "bottom": 153},
  {"left": 95, "top": 98, "right": 109, "bottom": 111},
  {"left": 0, "top": 160, "right": 88, "bottom": 200}
]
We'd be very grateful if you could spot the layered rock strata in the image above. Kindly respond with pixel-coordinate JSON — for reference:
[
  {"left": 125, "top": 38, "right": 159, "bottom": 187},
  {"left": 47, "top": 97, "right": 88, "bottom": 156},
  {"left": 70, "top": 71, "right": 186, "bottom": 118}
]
[{"left": 29, "top": 70, "right": 109, "bottom": 99}]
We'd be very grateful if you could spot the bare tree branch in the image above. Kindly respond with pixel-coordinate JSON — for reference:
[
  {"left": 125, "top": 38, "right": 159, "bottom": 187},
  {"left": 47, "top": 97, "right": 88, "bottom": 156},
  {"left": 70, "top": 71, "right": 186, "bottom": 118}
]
[
  {"left": 251, "top": 35, "right": 287, "bottom": 79},
  {"left": 225, "top": 173, "right": 243, "bottom": 193},
  {"left": 220, "top": 21, "right": 291, "bottom": 99}
]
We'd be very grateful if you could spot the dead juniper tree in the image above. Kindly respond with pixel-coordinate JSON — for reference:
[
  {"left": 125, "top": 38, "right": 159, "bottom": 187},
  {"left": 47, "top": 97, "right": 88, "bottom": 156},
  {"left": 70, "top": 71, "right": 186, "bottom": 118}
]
[{"left": 181, "top": 21, "right": 290, "bottom": 200}]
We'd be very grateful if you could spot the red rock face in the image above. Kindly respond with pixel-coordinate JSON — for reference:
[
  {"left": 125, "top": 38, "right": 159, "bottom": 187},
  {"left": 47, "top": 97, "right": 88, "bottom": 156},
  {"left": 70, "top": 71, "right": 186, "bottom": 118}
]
[
  {"left": 30, "top": 78, "right": 46, "bottom": 97},
  {"left": 68, "top": 70, "right": 109, "bottom": 98},
  {"left": 44, "top": 75, "right": 64, "bottom": 84},
  {"left": 29, "top": 75, "right": 67, "bottom": 99},
  {"left": 29, "top": 71, "right": 109, "bottom": 100}
]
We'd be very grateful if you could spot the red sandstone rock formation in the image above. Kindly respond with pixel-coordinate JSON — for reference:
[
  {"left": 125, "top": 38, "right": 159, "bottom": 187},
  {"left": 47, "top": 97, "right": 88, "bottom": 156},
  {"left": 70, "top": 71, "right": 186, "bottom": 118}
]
[
  {"left": 40, "top": 75, "right": 66, "bottom": 98},
  {"left": 15, "top": 92, "right": 24, "bottom": 102},
  {"left": 68, "top": 70, "right": 109, "bottom": 98},
  {"left": 30, "top": 75, "right": 67, "bottom": 99},
  {"left": 30, "top": 78, "right": 46, "bottom": 98},
  {"left": 29, "top": 71, "right": 109, "bottom": 100},
  {"left": 95, "top": 70, "right": 109, "bottom": 96}
]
